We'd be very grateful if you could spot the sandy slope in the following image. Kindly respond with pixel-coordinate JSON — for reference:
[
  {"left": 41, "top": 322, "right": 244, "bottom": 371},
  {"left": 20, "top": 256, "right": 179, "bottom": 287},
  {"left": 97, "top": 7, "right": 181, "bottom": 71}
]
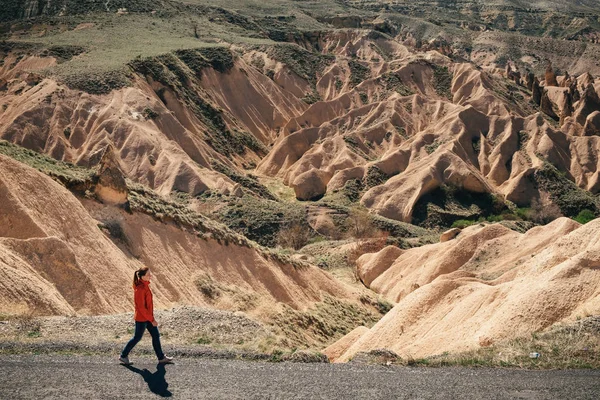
[
  {"left": 0, "top": 154, "right": 354, "bottom": 317},
  {"left": 329, "top": 218, "right": 600, "bottom": 361}
]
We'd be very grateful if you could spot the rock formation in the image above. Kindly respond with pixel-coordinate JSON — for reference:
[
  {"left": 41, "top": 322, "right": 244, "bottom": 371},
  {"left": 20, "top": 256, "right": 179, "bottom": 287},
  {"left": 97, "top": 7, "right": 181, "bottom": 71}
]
[
  {"left": 532, "top": 77, "right": 542, "bottom": 105},
  {"left": 292, "top": 169, "right": 330, "bottom": 201},
  {"left": 540, "top": 89, "right": 559, "bottom": 120},
  {"left": 583, "top": 111, "right": 600, "bottom": 136},
  {"left": 440, "top": 228, "right": 461, "bottom": 242},
  {"left": 574, "top": 84, "right": 600, "bottom": 126},
  {"left": 94, "top": 145, "right": 129, "bottom": 206},
  {"left": 545, "top": 61, "right": 559, "bottom": 86},
  {"left": 525, "top": 70, "right": 535, "bottom": 91},
  {"left": 0, "top": 154, "right": 353, "bottom": 316}
]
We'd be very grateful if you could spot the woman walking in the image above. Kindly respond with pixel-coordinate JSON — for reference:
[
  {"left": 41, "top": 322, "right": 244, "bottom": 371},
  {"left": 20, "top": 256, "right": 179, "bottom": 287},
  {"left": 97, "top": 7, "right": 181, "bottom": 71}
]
[{"left": 119, "top": 266, "right": 173, "bottom": 365}]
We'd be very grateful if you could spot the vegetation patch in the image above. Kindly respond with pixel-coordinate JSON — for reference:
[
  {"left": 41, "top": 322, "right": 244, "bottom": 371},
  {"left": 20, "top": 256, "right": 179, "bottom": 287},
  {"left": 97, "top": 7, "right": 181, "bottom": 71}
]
[
  {"left": 533, "top": 162, "right": 600, "bottom": 218},
  {"left": 194, "top": 273, "right": 259, "bottom": 311},
  {"left": 0, "top": 140, "right": 95, "bottom": 188},
  {"left": 425, "top": 139, "right": 443, "bottom": 154},
  {"left": 142, "top": 107, "right": 159, "bottom": 120},
  {"left": 270, "top": 295, "right": 381, "bottom": 347},
  {"left": 412, "top": 184, "right": 509, "bottom": 228},
  {"left": 61, "top": 68, "right": 131, "bottom": 95},
  {"left": 264, "top": 44, "right": 334, "bottom": 87},
  {"left": 215, "top": 194, "right": 308, "bottom": 247},
  {"left": 379, "top": 72, "right": 414, "bottom": 96},
  {"left": 358, "top": 92, "right": 369, "bottom": 104},
  {"left": 301, "top": 91, "right": 321, "bottom": 105},
  {"left": 364, "top": 165, "right": 389, "bottom": 189},
  {"left": 174, "top": 47, "right": 234, "bottom": 74},
  {"left": 574, "top": 209, "right": 596, "bottom": 224},
  {"left": 211, "top": 162, "right": 276, "bottom": 200},
  {"left": 415, "top": 316, "right": 600, "bottom": 369},
  {"left": 431, "top": 64, "right": 453, "bottom": 100},
  {"left": 348, "top": 60, "right": 370, "bottom": 87},
  {"left": 43, "top": 45, "right": 86, "bottom": 62}
]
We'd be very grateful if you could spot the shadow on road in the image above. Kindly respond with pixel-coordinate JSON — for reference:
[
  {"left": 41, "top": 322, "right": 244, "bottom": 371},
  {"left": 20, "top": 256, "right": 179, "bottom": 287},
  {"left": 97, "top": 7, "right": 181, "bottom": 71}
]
[{"left": 124, "top": 363, "right": 172, "bottom": 397}]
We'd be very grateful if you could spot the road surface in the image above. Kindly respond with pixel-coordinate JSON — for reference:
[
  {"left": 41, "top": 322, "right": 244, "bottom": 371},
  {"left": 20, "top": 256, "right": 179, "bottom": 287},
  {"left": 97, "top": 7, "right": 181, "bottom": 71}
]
[{"left": 1, "top": 355, "right": 599, "bottom": 399}]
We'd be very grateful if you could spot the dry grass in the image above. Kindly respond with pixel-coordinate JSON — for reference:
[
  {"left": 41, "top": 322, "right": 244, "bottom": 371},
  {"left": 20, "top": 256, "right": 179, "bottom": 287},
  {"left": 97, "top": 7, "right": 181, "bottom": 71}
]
[
  {"left": 268, "top": 294, "right": 381, "bottom": 349},
  {"left": 276, "top": 223, "right": 312, "bottom": 250},
  {"left": 407, "top": 317, "right": 600, "bottom": 369}
]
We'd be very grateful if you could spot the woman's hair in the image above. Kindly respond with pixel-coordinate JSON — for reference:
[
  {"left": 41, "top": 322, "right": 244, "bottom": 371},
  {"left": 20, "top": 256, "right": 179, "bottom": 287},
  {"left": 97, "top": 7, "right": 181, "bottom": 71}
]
[{"left": 133, "top": 266, "right": 149, "bottom": 286}]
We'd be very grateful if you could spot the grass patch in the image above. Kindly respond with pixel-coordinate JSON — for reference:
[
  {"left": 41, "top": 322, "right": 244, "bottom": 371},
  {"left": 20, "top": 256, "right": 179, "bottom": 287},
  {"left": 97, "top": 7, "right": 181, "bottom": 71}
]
[
  {"left": 451, "top": 219, "right": 478, "bottom": 229},
  {"left": 263, "top": 43, "right": 334, "bottom": 87},
  {"left": 533, "top": 162, "right": 600, "bottom": 218},
  {"left": 348, "top": 60, "right": 370, "bottom": 87},
  {"left": 419, "top": 316, "right": 600, "bottom": 369},
  {"left": 270, "top": 295, "right": 381, "bottom": 347},
  {"left": 432, "top": 64, "right": 453, "bottom": 100},
  {"left": 574, "top": 209, "right": 596, "bottom": 224},
  {"left": 215, "top": 194, "right": 308, "bottom": 247},
  {"left": 0, "top": 140, "right": 95, "bottom": 188},
  {"left": 412, "top": 184, "right": 508, "bottom": 228}
]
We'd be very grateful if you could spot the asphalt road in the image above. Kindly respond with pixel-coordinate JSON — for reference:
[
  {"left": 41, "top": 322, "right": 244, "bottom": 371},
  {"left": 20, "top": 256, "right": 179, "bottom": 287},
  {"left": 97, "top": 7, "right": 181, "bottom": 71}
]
[{"left": 1, "top": 355, "right": 599, "bottom": 399}]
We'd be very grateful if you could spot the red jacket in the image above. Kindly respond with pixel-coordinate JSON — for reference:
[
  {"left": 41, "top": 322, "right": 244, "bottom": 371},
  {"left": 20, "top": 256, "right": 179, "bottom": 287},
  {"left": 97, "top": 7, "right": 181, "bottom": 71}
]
[{"left": 133, "top": 280, "right": 156, "bottom": 323}]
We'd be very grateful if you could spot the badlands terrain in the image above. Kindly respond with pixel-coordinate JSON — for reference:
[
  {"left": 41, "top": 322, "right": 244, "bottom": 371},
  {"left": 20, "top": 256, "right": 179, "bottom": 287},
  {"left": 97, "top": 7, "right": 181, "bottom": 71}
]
[{"left": 1, "top": 0, "right": 600, "bottom": 366}]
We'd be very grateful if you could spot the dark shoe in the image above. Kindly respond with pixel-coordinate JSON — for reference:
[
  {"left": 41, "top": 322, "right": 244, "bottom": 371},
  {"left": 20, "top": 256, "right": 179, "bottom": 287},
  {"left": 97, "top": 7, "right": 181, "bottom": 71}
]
[{"left": 158, "top": 355, "right": 173, "bottom": 364}]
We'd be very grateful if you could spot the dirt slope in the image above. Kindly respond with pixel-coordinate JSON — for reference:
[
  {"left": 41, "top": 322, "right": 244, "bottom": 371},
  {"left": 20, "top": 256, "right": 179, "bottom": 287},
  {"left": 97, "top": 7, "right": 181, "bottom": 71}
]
[
  {"left": 0, "top": 154, "right": 354, "bottom": 317},
  {"left": 330, "top": 218, "right": 600, "bottom": 361}
]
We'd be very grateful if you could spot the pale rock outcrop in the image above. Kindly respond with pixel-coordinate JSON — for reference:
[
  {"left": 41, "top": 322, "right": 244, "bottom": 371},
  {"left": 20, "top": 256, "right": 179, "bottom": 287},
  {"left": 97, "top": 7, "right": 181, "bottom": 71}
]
[
  {"left": 583, "top": 111, "right": 600, "bottom": 136},
  {"left": 94, "top": 145, "right": 129, "bottom": 205},
  {"left": 440, "top": 228, "right": 461, "bottom": 242},
  {"left": 0, "top": 154, "right": 354, "bottom": 316},
  {"left": 292, "top": 168, "right": 331, "bottom": 201},
  {"left": 575, "top": 84, "right": 600, "bottom": 126},
  {"left": 357, "top": 245, "right": 404, "bottom": 287}
]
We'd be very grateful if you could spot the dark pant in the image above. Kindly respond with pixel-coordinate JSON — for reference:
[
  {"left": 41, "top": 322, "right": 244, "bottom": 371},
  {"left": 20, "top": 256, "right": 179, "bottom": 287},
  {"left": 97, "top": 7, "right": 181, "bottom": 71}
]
[{"left": 121, "top": 321, "right": 165, "bottom": 360}]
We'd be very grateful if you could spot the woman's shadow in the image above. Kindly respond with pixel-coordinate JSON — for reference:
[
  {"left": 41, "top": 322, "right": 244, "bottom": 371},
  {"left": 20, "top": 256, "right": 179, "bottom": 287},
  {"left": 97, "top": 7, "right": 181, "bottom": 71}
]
[{"left": 124, "top": 363, "right": 172, "bottom": 397}]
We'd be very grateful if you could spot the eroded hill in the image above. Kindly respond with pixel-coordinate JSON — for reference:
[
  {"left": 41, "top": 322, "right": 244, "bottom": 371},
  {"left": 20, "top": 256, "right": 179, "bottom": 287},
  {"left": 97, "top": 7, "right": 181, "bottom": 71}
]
[{"left": 0, "top": 0, "right": 599, "bottom": 359}]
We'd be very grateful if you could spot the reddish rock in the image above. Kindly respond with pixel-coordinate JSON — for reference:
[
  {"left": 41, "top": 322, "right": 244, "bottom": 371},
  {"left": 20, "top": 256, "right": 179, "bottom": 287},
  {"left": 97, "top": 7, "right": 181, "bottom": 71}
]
[{"left": 545, "top": 62, "right": 558, "bottom": 86}]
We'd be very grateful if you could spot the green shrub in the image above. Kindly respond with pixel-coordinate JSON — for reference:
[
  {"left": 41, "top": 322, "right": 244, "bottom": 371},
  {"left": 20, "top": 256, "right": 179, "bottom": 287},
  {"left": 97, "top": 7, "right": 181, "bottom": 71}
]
[
  {"left": 142, "top": 107, "right": 159, "bottom": 120},
  {"left": 574, "top": 209, "right": 596, "bottom": 224},
  {"left": 451, "top": 219, "right": 477, "bottom": 229},
  {"left": 348, "top": 60, "right": 370, "bottom": 87},
  {"left": 264, "top": 44, "right": 334, "bottom": 86},
  {"left": 533, "top": 163, "right": 599, "bottom": 217},
  {"left": 432, "top": 64, "right": 453, "bottom": 100}
]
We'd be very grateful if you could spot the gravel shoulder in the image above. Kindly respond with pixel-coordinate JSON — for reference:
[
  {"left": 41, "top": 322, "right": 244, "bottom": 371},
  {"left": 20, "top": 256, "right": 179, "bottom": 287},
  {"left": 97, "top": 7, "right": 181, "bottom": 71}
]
[{"left": 1, "top": 355, "right": 600, "bottom": 400}]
